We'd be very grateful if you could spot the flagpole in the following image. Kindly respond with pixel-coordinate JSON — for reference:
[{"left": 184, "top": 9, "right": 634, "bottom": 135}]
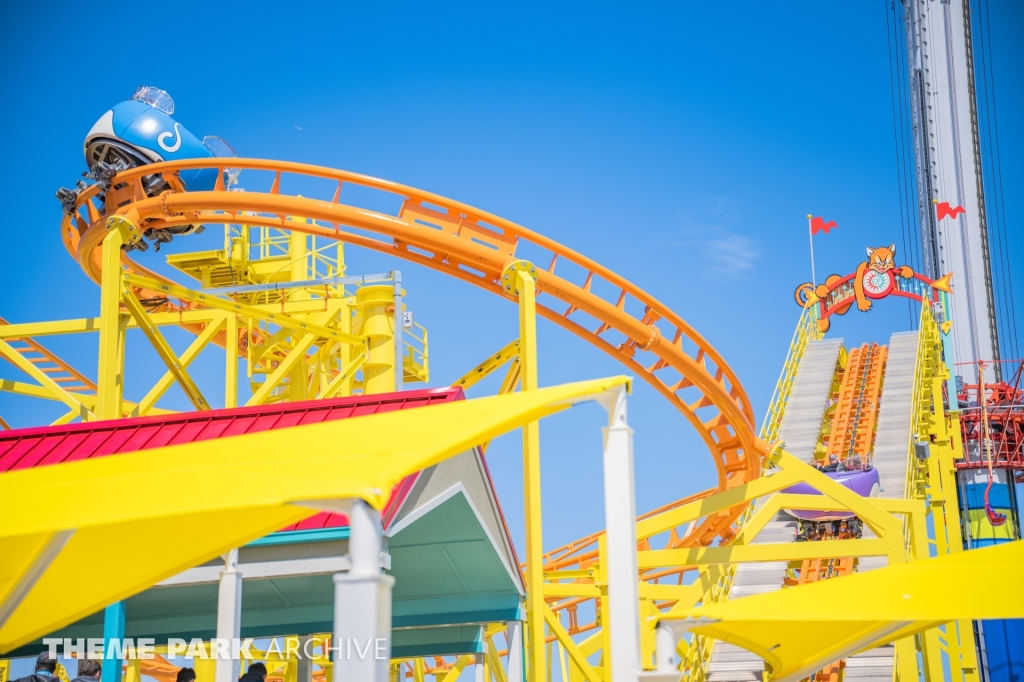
[{"left": 807, "top": 214, "right": 816, "bottom": 287}]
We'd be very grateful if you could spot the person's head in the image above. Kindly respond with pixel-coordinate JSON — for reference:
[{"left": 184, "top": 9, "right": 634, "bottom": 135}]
[
  {"left": 829, "top": 454, "right": 839, "bottom": 464},
  {"left": 35, "top": 652, "right": 57, "bottom": 674},
  {"left": 77, "top": 660, "right": 102, "bottom": 679},
  {"left": 245, "top": 663, "right": 267, "bottom": 680},
  {"left": 176, "top": 668, "right": 196, "bottom": 682}
]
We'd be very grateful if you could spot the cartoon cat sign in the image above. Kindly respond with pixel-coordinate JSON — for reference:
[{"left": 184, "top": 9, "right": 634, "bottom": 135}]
[{"left": 794, "top": 244, "right": 930, "bottom": 333}]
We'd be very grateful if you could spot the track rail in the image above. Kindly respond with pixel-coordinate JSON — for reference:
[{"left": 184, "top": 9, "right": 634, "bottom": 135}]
[{"left": 61, "top": 158, "right": 766, "bottom": 544}]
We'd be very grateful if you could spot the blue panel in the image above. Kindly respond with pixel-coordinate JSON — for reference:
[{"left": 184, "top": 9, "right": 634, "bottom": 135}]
[
  {"left": 392, "top": 605, "right": 522, "bottom": 629},
  {"left": 101, "top": 601, "right": 126, "bottom": 682},
  {"left": 961, "top": 481, "right": 1012, "bottom": 509},
  {"left": 982, "top": 619, "right": 1024, "bottom": 682},
  {"left": 971, "top": 538, "right": 1014, "bottom": 548},
  {"left": 391, "top": 625, "right": 484, "bottom": 658},
  {"left": 247, "top": 527, "right": 350, "bottom": 546}
]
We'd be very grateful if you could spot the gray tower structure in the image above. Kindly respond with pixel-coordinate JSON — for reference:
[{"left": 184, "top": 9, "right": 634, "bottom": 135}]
[{"left": 902, "top": 0, "right": 998, "bottom": 382}]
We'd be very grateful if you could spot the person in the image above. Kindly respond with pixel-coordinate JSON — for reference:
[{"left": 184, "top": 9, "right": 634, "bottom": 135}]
[
  {"left": 12, "top": 652, "right": 58, "bottom": 682},
  {"left": 176, "top": 669, "right": 196, "bottom": 682},
  {"left": 71, "top": 660, "right": 101, "bottom": 682},
  {"left": 238, "top": 662, "right": 267, "bottom": 682}
]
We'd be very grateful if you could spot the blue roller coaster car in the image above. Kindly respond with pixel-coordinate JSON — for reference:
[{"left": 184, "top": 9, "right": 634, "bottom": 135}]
[
  {"left": 59, "top": 86, "right": 237, "bottom": 250},
  {"left": 84, "top": 85, "right": 235, "bottom": 192}
]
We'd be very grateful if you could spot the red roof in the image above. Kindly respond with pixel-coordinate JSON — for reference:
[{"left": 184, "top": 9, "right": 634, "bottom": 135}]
[{"left": 0, "top": 387, "right": 464, "bottom": 531}]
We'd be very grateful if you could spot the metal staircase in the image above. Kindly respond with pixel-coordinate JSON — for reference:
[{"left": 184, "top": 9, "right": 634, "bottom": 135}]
[
  {"left": 778, "top": 338, "right": 846, "bottom": 457},
  {"left": 707, "top": 339, "right": 843, "bottom": 682},
  {"left": 868, "top": 331, "right": 919, "bottom": 502},
  {"left": 844, "top": 330, "right": 919, "bottom": 680}
]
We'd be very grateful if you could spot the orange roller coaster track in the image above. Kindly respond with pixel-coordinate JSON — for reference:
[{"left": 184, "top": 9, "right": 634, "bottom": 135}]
[{"left": 61, "top": 158, "right": 768, "bottom": 544}]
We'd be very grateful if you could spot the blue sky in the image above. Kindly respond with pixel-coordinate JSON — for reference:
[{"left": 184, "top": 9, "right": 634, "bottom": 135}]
[{"left": 0, "top": 2, "right": 1022, "bottom": 564}]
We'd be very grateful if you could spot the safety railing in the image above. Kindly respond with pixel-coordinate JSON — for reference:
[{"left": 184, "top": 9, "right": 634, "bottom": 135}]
[
  {"left": 906, "top": 301, "right": 939, "bottom": 501},
  {"left": 403, "top": 321, "right": 429, "bottom": 383}
]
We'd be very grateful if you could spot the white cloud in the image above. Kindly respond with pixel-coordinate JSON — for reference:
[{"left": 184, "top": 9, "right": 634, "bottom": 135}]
[
  {"left": 658, "top": 196, "right": 760, "bottom": 278},
  {"left": 705, "top": 232, "right": 759, "bottom": 274}
]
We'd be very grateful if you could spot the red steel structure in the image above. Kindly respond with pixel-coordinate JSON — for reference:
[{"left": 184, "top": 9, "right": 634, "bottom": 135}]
[{"left": 956, "top": 361, "right": 1024, "bottom": 477}]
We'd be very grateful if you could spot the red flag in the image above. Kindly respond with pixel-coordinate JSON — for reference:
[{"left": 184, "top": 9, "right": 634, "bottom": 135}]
[
  {"left": 810, "top": 216, "right": 838, "bottom": 235},
  {"left": 936, "top": 202, "right": 966, "bottom": 220}
]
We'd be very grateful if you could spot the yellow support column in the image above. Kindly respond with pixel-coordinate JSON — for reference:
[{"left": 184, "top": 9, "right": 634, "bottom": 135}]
[
  {"left": 336, "top": 294, "right": 354, "bottom": 398},
  {"left": 97, "top": 218, "right": 133, "bottom": 421},
  {"left": 356, "top": 285, "right": 396, "bottom": 395},
  {"left": 123, "top": 658, "right": 141, "bottom": 682},
  {"left": 225, "top": 314, "right": 239, "bottom": 408},
  {"left": 289, "top": 228, "right": 308, "bottom": 282},
  {"left": 288, "top": 226, "right": 310, "bottom": 402},
  {"left": 192, "top": 642, "right": 216, "bottom": 682},
  {"left": 505, "top": 260, "right": 545, "bottom": 682},
  {"left": 122, "top": 291, "right": 211, "bottom": 411}
]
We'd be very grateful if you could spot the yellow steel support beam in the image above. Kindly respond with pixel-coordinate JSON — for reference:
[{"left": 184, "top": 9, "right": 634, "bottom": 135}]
[
  {"left": 637, "top": 538, "right": 889, "bottom": 568},
  {"left": 543, "top": 605, "right": 601, "bottom": 682},
  {"left": 122, "top": 290, "right": 211, "bottom": 412},
  {"left": 512, "top": 261, "right": 546, "bottom": 682},
  {"left": 0, "top": 379, "right": 170, "bottom": 418},
  {"left": 660, "top": 564, "right": 729, "bottom": 620},
  {"left": 461, "top": 341, "right": 523, "bottom": 454},
  {"left": 124, "top": 273, "right": 364, "bottom": 347},
  {"left": 634, "top": 469, "right": 800, "bottom": 541},
  {"left": 247, "top": 309, "right": 343, "bottom": 406},
  {"left": 924, "top": 340, "right": 980, "bottom": 682},
  {"left": 96, "top": 226, "right": 126, "bottom": 420},
  {"left": 773, "top": 450, "right": 902, "bottom": 539},
  {"left": 486, "top": 639, "right": 508, "bottom": 682},
  {"left": 497, "top": 356, "right": 522, "bottom": 396},
  {"left": 543, "top": 583, "right": 602, "bottom": 598},
  {"left": 0, "top": 300, "right": 358, "bottom": 338},
  {"left": 736, "top": 498, "right": 788, "bottom": 549},
  {"left": 439, "top": 655, "right": 474, "bottom": 682},
  {"left": 0, "top": 318, "right": 103, "bottom": 339},
  {"left": 225, "top": 314, "right": 239, "bottom": 409},
  {"left": 50, "top": 411, "right": 79, "bottom": 427},
  {"left": 0, "top": 339, "right": 94, "bottom": 422},
  {"left": 0, "top": 314, "right": 214, "bottom": 338},
  {"left": 451, "top": 339, "right": 520, "bottom": 391},
  {"left": 768, "top": 493, "right": 924, "bottom": 516},
  {"left": 316, "top": 352, "right": 367, "bottom": 400},
  {"left": 133, "top": 320, "right": 225, "bottom": 417},
  {"left": 251, "top": 325, "right": 298, "bottom": 365}
]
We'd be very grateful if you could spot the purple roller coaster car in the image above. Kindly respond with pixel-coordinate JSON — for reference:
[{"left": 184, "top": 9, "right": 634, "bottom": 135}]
[{"left": 783, "top": 455, "right": 881, "bottom": 521}]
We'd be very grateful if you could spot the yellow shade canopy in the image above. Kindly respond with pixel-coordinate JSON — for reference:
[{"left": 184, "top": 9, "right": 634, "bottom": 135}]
[
  {"left": 674, "top": 540, "right": 1024, "bottom": 682},
  {"left": 0, "top": 376, "right": 629, "bottom": 653}
]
